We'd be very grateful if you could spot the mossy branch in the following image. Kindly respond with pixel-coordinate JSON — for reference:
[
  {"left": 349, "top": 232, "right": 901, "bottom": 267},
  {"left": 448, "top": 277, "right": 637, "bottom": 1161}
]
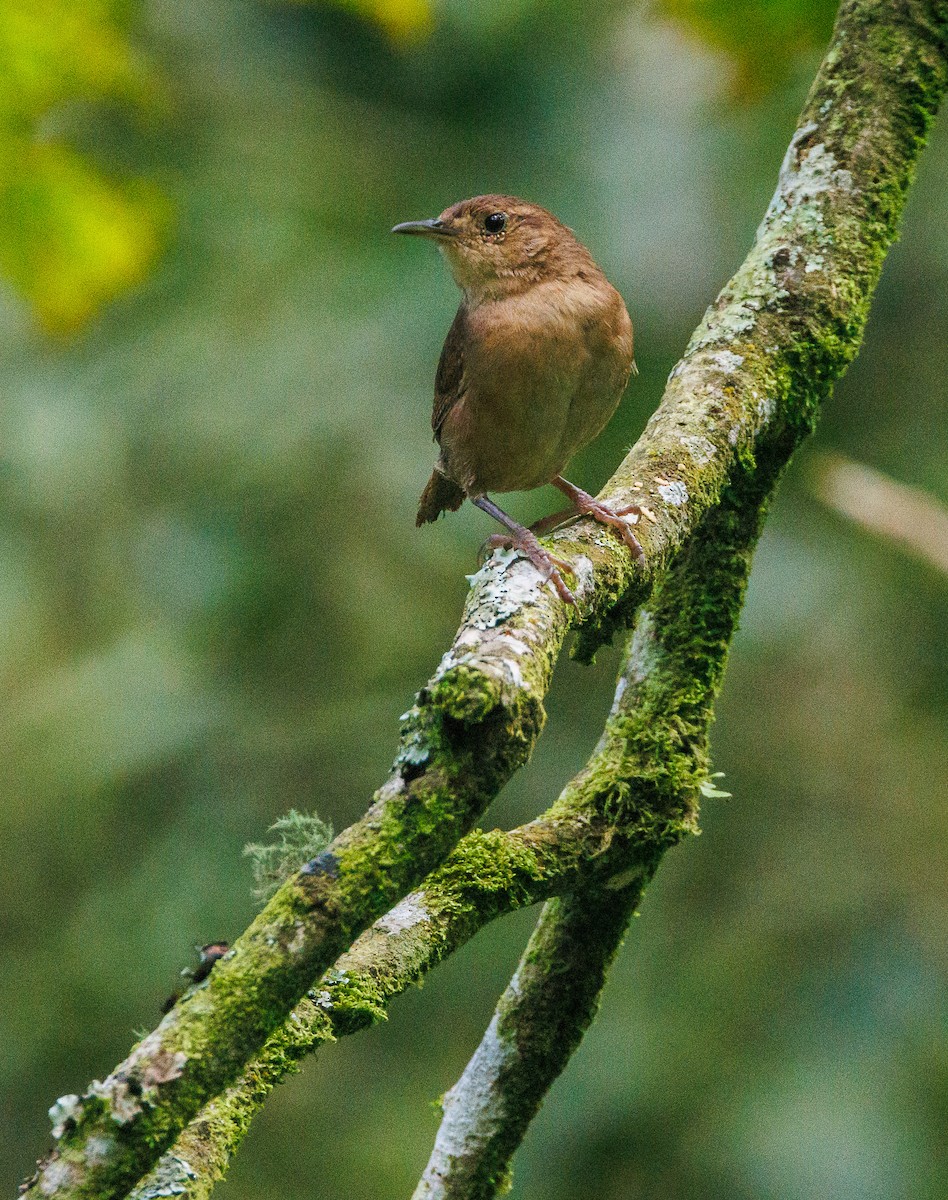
[
  {"left": 130, "top": 475, "right": 761, "bottom": 1199},
  {"left": 410, "top": 474, "right": 760, "bottom": 1199},
  {"left": 24, "top": 2, "right": 948, "bottom": 1196}
]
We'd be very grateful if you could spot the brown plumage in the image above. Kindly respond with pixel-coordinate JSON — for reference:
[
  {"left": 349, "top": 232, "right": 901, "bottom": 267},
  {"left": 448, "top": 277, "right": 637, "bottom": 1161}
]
[{"left": 393, "top": 194, "right": 642, "bottom": 604}]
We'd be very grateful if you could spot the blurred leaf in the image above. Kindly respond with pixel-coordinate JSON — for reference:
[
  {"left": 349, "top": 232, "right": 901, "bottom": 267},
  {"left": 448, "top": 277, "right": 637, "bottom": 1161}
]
[
  {"left": 0, "top": 0, "right": 150, "bottom": 119},
  {"left": 0, "top": 0, "right": 168, "bottom": 333},
  {"left": 657, "top": 0, "right": 838, "bottom": 97},
  {"left": 282, "top": 0, "right": 435, "bottom": 42},
  {"left": 0, "top": 141, "right": 170, "bottom": 333}
]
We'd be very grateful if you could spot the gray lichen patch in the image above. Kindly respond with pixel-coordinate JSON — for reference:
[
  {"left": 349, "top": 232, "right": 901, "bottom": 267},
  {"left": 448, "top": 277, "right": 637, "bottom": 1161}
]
[
  {"left": 84, "top": 1138, "right": 117, "bottom": 1166},
  {"left": 130, "top": 1153, "right": 198, "bottom": 1199},
  {"left": 623, "top": 610, "right": 659, "bottom": 692},
  {"left": 412, "top": 1008, "right": 515, "bottom": 1199},
  {"left": 680, "top": 434, "right": 716, "bottom": 466},
  {"left": 684, "top": 302, "right": 756, "bottom": 356},
  {"left": 38, "top": 1159, "right": 77, "bottom": 1196},
  {"left": 87, "top": 1077, "right": 144, "bottom": 1125},
  {"left": 707, "top": 349, "right": 745, "bottom": 374},
  {"left": 49, "top": 1095, "right": 84, "bottom": 1139},
  {"left": 394, "top": 717, "right": 432, "bottom": 769},
  {"left": 657, "top": 480, "right": 688, "bottom": 507},
  {"left": 427, "top": 547, "right": 571, "bottom": 716},
  {"left": 287, "top": 922, "right": 306, "bottom": 954},
  {"left": 762, "top": 125, "right": 854, "bottom": 232},
  {"left": 81, "top": 1033, "right": 188, "bottom": 1130},
  {"left": 375, "top": 893, "right": 430, "bottom": 936},
  {"left": 464, "top": 549, "right": 548, "bottom": 630}
]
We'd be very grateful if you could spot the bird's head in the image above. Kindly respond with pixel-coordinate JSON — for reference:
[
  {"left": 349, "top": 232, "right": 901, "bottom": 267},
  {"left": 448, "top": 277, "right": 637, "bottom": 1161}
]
[{"left": 392, "top": 194, "right": 591, "bottom": 298}]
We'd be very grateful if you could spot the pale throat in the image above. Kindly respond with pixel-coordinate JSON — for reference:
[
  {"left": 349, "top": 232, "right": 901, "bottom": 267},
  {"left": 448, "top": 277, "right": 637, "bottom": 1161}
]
[{"left": 438, "top": 243, "right": 553, "bottom": 302}]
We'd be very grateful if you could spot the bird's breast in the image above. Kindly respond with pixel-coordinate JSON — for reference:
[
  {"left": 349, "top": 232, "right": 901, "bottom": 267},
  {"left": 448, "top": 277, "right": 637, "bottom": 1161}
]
[{"left": 437, "top": 281, "right": 633, "bottom": 495}]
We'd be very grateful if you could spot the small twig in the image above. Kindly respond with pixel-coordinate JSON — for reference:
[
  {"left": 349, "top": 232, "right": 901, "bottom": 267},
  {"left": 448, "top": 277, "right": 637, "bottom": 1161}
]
[{"left": 812, "top": 451, "right": 948, "bottom": 576}]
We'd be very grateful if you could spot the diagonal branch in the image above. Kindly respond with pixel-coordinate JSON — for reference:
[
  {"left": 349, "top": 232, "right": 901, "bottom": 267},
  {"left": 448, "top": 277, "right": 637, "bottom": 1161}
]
[
  {"left": 411, "top": 469, "right": 759, "bottom": 1199},
  {"left": 413, "top": 887, "right": 639, "bottom": 1200},
  {"left": 128, "top": 469, "right": 763, "bottom": 1200},
  {"left": 25, "top": 2, "right": 948, "bottom": 1196},
  {"left": 812, "top": 451, "right": 948, "bottom": 575}
]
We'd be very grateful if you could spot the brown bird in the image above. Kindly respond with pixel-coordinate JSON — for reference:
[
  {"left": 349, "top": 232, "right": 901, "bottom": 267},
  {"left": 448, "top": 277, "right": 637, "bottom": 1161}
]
[{"left": 393, "top": 194, "right": 642, "bottom": 604}]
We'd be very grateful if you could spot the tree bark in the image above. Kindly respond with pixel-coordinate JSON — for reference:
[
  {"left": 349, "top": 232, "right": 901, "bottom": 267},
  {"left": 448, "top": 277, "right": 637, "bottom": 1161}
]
[
  {"left": 411, "top": 480, "right": 762, "bottom": 1198},
  {"left": 25, "top": 2, "right": 948, "bottom": 1197}
]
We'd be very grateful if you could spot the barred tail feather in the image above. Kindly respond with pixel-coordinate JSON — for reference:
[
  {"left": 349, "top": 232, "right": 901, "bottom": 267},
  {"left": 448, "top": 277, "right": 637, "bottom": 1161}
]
[{"left": 416, "top": 470, "right": 465, "bottom": 526}]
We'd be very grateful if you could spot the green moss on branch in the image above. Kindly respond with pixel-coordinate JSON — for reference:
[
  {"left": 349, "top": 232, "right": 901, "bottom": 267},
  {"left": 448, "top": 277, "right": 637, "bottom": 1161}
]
[
  {"left": 130, "top": 463, "right": 768, "bottom": 1199},
  {"left": 412, "top": 463, "right": 768, "bottom": 1198},
  {"left": 26, "top": 3, "right": 948, "bottom": 1196}
]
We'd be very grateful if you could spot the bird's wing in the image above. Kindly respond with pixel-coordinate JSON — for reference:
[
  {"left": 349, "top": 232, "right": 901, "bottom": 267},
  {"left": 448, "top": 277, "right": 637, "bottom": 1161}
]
[{"left": 431, "top": 305, "right": 467, "bottom": 441}]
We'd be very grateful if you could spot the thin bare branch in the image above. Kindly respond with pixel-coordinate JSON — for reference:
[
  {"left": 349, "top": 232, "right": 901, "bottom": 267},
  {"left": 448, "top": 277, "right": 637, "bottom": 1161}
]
[{"left": 813, "top": 451, "right": 948, "bottom": 575}]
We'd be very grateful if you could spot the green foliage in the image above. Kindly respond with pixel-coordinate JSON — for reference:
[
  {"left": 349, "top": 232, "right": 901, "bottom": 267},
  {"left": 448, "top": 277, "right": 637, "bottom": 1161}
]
[
  {"left": 245, "top": 810, "right": 335, "bottom": 903},
  {"left": 1, "top": 0, "right": 946, "bottom": 1196},
  {"left": 0, "top": 0, "right": 168, "bottom": 332},
  {"left": 281, "top": 0, "right": 434, "bottom": 41},
  {"left": 660, "top": 0, "right": 839, "bottom": 96}
]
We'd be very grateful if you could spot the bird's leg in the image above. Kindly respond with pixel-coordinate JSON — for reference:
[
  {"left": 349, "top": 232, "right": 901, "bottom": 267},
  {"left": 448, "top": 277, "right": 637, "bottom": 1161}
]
[
  {"left": 528, "top": 506, "right": 580, "bottom": 536},
  {"left": 551, "top": 475, "right": 645, "bottom": 561},
  {"left": 473, "top": 495, "right": 577, "bottom": 605}
]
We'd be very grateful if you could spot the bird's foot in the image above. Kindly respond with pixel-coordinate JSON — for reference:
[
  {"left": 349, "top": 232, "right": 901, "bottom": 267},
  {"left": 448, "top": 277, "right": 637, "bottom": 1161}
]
[
  {"left": 482, "top": 532, "right": 577, "bottom": 605},
  {"left": 581, "top": 498, "right": 645, "bottom": 560},
  {"left": 552, "top": 478, "right": 645, "bottom": 562}
]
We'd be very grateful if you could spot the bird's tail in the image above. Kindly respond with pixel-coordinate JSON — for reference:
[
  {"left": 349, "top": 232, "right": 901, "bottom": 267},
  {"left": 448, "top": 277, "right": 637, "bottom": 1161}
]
[{"left": 416, "top": 469, "right": 465, "bottom": 526}]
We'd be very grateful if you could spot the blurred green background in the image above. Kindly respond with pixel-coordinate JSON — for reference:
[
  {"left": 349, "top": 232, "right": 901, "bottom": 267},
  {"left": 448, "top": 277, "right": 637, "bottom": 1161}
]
[{"left": 2, "top": 1, "right": 946, "bottom": 1196}]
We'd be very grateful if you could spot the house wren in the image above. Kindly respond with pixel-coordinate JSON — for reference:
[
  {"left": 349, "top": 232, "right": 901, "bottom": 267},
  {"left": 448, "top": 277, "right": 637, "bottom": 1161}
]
[{"left": 393, "top": 194, "right": 642, "bottom": 604}]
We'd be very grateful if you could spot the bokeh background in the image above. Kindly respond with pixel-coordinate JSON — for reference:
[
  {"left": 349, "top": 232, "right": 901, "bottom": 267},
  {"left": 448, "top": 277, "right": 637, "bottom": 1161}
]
[{"left": 2, "top": 1, "right": 946, "bottom": 1196}]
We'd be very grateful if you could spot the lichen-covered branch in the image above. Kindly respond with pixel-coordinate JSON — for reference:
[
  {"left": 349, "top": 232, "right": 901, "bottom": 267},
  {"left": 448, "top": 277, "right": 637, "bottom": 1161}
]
[
  {"left": 412, "top": 887, "right": 639, "bottom": 1200},
  {"left": 25, "top": 2, "right": 948, "bottom": 1196},
  {"left": 411, "top": 468, "right": 761, "bottom": 1199},
  {"left": 110, "top": 462, "right": 753, "bottom": 1200},
  {"left": 145, "top": 450, "right": 756, "bottom": 1200},
  {"left": 129, "top": 471, "right": 760, "bottom": 1200}
]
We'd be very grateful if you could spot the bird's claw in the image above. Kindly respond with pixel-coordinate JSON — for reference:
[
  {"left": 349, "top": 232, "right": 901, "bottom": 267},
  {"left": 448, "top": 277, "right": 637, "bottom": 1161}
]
[
  {"left": 579, "top": 500, "right": 646, "bottom": 561},
  {"left": 549, "top": 478, "right": 647, "bottom": 564},
  {"left": 481, "top": 533, "right": 577, "bottom": 605}
]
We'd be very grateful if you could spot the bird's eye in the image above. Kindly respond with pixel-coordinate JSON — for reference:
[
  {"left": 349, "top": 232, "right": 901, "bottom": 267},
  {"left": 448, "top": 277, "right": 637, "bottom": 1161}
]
[{"left": 484, "top": 212, "right": 507, "bottom": 234}]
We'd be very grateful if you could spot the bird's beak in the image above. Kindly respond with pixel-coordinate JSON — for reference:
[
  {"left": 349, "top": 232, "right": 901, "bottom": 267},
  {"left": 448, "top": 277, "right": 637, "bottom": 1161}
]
[{"left": 391, "top": 217, "right": 455, "bottom": 239}]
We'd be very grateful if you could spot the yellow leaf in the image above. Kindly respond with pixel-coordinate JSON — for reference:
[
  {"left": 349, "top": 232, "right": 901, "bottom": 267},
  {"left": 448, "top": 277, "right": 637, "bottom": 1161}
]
[
  {"left": 0, "top": 140, "right": 170, "bottom": 334},
  {"left": 0, "top": 0, "right": 168, "bottom": 333}
]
